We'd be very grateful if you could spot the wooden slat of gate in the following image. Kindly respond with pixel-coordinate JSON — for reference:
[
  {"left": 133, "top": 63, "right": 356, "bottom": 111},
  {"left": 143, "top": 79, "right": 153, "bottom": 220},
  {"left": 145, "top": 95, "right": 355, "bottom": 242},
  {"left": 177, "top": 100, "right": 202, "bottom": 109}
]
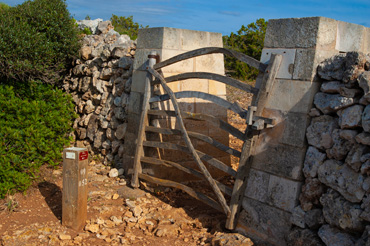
[
  {"left": 143, "top": 140, "right": 237, "bottom": 177},
  {"left": 145, "top": 125, "right": 241, "bottom": 158},
  {"left": 140, "top": 156, "right": 233, "bottom": 196},
  {"left": 148, "top": 110, "right": 246, "bottom": 140},
  {"left": 146, "top": 67, "right": 231, "bottom": 216},
  {"left": 225, "top": 53, "right": 282, "bottom": 229}
]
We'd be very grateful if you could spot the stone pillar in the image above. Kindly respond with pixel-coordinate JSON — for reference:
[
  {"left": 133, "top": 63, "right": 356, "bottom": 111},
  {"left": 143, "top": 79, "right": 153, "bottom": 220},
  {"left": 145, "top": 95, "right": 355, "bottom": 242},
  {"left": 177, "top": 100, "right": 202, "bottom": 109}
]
[
  {"left": 123, "top": 27, "right": 228, "bottom": 181},
  {"left": 236, "top": 17, "right": 370, "bottom": 245}
]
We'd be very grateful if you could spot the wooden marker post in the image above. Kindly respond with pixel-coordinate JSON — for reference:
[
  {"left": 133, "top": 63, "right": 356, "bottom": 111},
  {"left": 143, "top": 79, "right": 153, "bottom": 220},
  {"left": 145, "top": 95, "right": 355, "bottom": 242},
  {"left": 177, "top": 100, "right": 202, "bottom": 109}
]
[{"left": 62, "top": 147, "right": 88, "bottom": 230}]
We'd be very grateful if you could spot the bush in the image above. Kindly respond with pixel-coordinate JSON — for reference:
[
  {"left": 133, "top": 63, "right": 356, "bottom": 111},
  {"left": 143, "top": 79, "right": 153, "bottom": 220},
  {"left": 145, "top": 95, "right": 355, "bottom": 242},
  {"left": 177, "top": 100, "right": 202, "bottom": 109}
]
[
  {"left": 0, "top": 82, "right": 76, "bottom": 198},
  {"left": 223, "top": 18, "right": 267, "bottom": 81},
  {"left": 110, "top": 15, "right": 148, "bottom": 40},
  {"left": 0, "top": 0, "right": 81, "bottom": 85},
  {"left": 0, "top": 2, "right": 10, "bottom": 11}
]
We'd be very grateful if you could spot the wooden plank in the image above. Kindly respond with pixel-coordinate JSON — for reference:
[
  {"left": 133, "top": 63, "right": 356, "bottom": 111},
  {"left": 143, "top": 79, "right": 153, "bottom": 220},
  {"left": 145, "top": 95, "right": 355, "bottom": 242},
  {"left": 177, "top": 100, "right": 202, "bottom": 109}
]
[
  {"left": 148, "top": 110, "right": 246, "bottom": 141},
  {"left": 225, "top": 54, "right": 283, "bottom": 230},
  {"left": 253, "top": 54, "right": 283, "bottom": 116},
  {"left": 150, "top": 91, "right": 248, "bottom": 117},
  {"left": 153, "top": 72, "right": 259, "bottom": 94},
  {"left": 139, "top": 173, "right": 223, "bottom": 212},
  {"left": 143, "top": 140, "right": 237, "bottom": 178},
  {"left": 131, "top": 52, "right": 157, "bottom": 188},
  {"left": 140, "top": 156, "right": 233, "bottom": 196},
  {"left": 147, "top": 67, "right": 231, "bottom": 216},
  {"left": 145, "top": 126, "right": 241, "bottom": 158},
  {"left": 153, "top": 47, "right": 267, "bottom": 72}
]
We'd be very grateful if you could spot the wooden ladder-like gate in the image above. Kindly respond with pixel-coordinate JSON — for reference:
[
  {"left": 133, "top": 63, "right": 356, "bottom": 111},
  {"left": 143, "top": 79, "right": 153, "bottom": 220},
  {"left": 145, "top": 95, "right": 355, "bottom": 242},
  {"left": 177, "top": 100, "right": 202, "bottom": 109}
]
[{"left": 131, "top": 47, "right": 282, "bottom": 230}]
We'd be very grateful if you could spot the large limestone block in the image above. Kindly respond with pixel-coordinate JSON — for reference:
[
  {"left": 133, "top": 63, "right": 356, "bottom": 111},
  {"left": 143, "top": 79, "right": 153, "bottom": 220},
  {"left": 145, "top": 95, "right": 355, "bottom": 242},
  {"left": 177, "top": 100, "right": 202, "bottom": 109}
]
[
  {"left": 238, "top": 198, "right": 291, "bottom": 245},
  {"left": 320, "top": 189, "right": 364, "bottom": 232},
  {"left": 264, "top": 17, "right": 321, "bottom": 48},
  {"left": 266, "top": 175, "right": 301, "bottom": 211},
  {"left": 318, "top": 159, "right": 366, "bottom": 203}
]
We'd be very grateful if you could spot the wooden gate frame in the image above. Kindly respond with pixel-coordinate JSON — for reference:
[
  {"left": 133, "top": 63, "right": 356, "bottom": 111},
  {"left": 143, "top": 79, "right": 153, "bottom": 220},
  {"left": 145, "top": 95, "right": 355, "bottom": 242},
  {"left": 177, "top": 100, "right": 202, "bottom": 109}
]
[{"left": 130, "top": 48, "right": 282, "bottom": 230}]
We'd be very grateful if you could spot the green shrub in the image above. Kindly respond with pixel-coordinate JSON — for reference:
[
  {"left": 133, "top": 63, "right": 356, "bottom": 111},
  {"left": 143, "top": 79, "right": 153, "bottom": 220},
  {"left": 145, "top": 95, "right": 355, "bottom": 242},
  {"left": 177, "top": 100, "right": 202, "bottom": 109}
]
[
  {"left": 0, "top": 0, "right": 81, "bottom": 85},
  {"left": 0, "top": 2, "right": 10, "bottom": 11},
  {"left": 0, "top": 82, "right": 76, "bottom": 198},
  {"left": 110, "top": 15, "right": 148, "bottom": 40},
  {"left": 223, "top": 18, "right": 267, "bottom": 81}
]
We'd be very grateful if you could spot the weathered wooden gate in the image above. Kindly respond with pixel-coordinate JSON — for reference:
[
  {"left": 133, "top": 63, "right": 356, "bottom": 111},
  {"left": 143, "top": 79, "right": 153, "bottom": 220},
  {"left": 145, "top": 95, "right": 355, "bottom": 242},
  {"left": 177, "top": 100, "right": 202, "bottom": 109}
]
[{"left": 131, "top": 47, "right": 282, "bottom": 230}]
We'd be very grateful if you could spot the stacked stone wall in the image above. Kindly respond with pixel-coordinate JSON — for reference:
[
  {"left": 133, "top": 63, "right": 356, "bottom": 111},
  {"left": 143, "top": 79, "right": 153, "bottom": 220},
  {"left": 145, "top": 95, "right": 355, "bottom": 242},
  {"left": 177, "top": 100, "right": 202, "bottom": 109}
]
[
  {"left": 63, "top": 20, "right": 135, "bottom": 166},
  {"left": 289, "top": 52, "right": 370, "bottom": 245}
]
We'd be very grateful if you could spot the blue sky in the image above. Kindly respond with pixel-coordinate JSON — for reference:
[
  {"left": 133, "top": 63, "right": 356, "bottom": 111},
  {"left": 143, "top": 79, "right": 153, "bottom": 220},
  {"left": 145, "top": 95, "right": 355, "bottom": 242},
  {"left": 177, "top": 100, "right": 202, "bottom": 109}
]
[{"left": 3, "top": 0, "right": 370, "bottom": 35}]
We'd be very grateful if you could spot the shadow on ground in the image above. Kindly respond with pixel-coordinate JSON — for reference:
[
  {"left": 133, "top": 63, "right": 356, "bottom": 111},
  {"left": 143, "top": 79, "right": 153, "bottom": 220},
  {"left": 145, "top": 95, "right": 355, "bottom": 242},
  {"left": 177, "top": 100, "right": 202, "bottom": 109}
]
[{"left": 38, "top": 181, "right": 62, "bottom": 220}]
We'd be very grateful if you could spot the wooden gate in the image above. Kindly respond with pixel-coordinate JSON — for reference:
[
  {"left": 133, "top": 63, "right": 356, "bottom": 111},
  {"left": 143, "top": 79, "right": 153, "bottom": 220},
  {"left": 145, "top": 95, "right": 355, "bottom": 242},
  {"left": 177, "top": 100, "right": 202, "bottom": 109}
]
[{"left": 131, "top": 47, "right": 282, "bottom": 230}]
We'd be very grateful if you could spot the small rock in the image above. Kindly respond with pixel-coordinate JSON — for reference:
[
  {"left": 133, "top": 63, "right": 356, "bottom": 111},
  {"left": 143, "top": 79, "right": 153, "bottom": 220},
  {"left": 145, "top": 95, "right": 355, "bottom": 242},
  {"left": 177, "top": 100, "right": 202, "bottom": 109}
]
[
  {"left": 59, "top": 234, "right": 71, "bottom": 240},
  {"left": 362, "top": 105, "right": 370, "bottom": 132},
  {"left": 356, "top": 132, "right": 370, "bottom": 145},
  {"left": 112, "top": 193, "right": 119, "bottom": 200},
  {"left": 291, "top": 206, "right": 306, "bottom": 228},
  {"left": 314, "top": 92, "right": 355, "bottom": 114},
  {"left": 85, "top": 223, "right": 100, "bottom": 233},
  {"left": 318, "top": 225, "right": 357, "bottom": 246},
  {"left": 320, "top": 81, "right": 345, "bottom": 93}
]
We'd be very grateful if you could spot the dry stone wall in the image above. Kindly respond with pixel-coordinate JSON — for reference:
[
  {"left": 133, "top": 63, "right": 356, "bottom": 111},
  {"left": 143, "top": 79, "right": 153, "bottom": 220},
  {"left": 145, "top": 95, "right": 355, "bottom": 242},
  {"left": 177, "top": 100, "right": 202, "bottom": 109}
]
[
  {"left": 63, "top": 20, "right": 135, "bottom": 166},
  {"left": 289, "top": 52, "right": 370, "bottom": 245}
]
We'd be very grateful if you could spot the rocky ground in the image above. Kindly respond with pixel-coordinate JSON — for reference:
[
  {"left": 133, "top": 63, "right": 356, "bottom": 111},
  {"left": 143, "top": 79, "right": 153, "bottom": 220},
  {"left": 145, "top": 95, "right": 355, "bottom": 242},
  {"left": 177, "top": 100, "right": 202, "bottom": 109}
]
[{"left": 0, "top": 86, "right": 254, "bottom": 246}]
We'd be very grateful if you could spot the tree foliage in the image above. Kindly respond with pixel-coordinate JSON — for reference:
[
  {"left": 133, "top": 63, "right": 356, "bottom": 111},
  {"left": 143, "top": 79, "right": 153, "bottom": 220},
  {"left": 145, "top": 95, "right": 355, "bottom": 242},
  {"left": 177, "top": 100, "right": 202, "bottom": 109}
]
[
  {"left": 110, "top": 14, "right": 148, "bottom": 40},
  {"left": 0, "top": 0, "right": 81, "bottom": 85},
  {"left": 0, "top": 2, "right": 10, "bottom": 11},
  {"left": 0, "top": 0, "right": 78, "bottom": 198},
  {"left": 223, "top": 18, "right": 267, "bottom": 81}
]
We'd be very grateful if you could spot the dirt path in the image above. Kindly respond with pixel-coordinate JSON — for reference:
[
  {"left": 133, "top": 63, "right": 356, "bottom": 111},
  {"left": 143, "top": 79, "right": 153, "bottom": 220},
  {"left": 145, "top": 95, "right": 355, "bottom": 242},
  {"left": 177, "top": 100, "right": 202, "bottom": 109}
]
[{"left": 0, "top": 85, "right": 254, "bottom": 246}]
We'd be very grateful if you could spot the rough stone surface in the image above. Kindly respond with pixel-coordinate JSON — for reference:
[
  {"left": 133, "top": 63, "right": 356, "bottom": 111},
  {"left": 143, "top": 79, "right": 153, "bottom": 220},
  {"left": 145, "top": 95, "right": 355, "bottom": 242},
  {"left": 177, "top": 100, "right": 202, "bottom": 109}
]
[
  {"left": 303, "top": 146, "right": 326, "bottom": 178},
  {"left": 286, "top": 228, "right": 324, "bottom": 246},
  {"left": 345, "top": 144, "right": 370, "bottom": 172},
  {"left": 306, "top": 115, "right": 338, "bottom": 150},
  {"left": 338, "top": 105, "right": 364, "bottom": 129},
  {"left": 304, "top": 209, "right": 324, "bottom": 229},
  {"left": 362, "top": 105, "right": 370, "bottom": 132},
  {"left": 318, "top": 159, "right": 365, "bottom": 203},
  {"left": 317, "top": 54, "right": 346, "bottom": 81},
  {"left": 320, "top": 81, "right": 345, "bottom": 93},
  {"left": 299, "top": 178, "right": 324, "bottom": 211},
  {"left": 326, "top": 129, "right": 352, "bottom": 160},
  {"left": 291, "top": 206, "right": 306, "bottom": 228},
  {"left": 320, "top": 189, "right": 364, "bottom": 232},
  {"left": 359, "top": 71, "right": 370, "bottom": 101},
  {"left": 314, "top": 92, "right": 355, "bottom": 114},
  {"left": 356, "top": 132, "right": 370, "bottom": 145},
  {"left": 318, "top": 225, "right": 357, "bottom": 246}
]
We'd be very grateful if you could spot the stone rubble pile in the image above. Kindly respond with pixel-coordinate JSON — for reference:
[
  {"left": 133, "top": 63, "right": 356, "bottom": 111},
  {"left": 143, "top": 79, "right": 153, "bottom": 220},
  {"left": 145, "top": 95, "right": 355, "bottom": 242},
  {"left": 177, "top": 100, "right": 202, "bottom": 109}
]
[
  {"left": 63, "top": 19, "right": 135, "bottom": 166},
  {"left": 289, "top": 52, "right": 370, "bottom": 246}
]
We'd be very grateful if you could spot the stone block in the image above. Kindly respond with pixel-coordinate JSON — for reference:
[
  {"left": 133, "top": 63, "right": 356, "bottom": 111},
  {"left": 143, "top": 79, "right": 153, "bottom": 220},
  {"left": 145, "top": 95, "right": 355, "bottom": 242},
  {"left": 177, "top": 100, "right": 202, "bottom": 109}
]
[
  {"left": 136, "top": 28, "right": 164, "bottom": 49},
  {"left": 264, "top": 17, "right": 321, "bottom": 48},
  {"left": 181, "top": 79, "right": 208, "bottom": 93},
  {"left": 265, "top": 79, "right": 320, "bottom": 114},
  {"left": 365, "top": 27, "right": 370, "bottom": 54},
  {"left": 208, "top": 80, "right": 227, "bottom": 96},
  {"left": 195, "top": 54, "right": 224, "bottom": 74},
  {"left": 237, "top": 198, "right": 291, "bottom": 245},
  {"left": 293, "top": 48, "right": 315, "bottom": 81},
  {"left": 252, "top": 142, "right": 306, "bottom": 180},
  {"left": 335, "top": 21, "right": 366, "bottom": 52},
  {"left": 244, "top": 169, "right": 269, "bottom": 203},
  {"left": 130, "top": 70, "right": 149, "bottom": 94},
  {"left": 257, "top": 109, "right": 309, "bottom": 148},
  {"left": 316, "top": 17, "right": 338, "bottom": 50},
  {"left": 266, "top": 175, "right": 302, "bottom": 211},
  {"left": 162, "top": 27, "right": 181, "bottom": 50},
  {"left": 160, "top": 49, "right": 195, "bottom": 74},
  {"left": 180, "top": 29, "right": 222, "bottom": 51},
  {"left": 260, "top": 48, "right": 296, "bottom": 79}
]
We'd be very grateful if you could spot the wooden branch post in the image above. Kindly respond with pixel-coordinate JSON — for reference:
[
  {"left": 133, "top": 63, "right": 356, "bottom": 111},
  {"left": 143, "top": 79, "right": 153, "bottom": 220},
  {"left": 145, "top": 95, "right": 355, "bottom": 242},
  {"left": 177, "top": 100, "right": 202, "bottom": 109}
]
[
  {"left": 131, "top": 51, "right": 157, "bottom": 188},
  {"left": 62, "top": 147, "right": 89, "bottom": 231}
]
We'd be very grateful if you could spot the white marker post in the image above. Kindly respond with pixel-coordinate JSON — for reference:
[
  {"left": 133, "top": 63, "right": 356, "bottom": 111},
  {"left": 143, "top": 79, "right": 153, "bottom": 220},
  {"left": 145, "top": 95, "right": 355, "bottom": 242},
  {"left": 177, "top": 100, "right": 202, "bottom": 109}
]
[{"left": 62, "top": 147, "right": 88, "bottom": 230}]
